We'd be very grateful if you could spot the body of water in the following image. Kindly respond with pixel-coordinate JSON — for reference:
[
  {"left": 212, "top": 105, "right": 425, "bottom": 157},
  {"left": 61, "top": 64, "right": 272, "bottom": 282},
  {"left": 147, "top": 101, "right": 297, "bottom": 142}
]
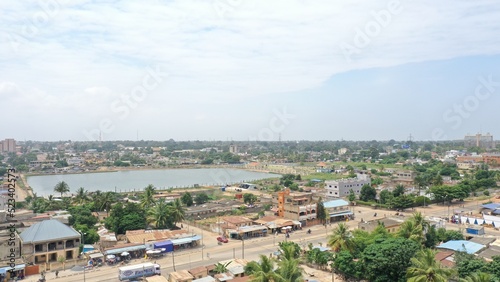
[{"left": 26, "top": 168, "right": 279, "bottom": 196}]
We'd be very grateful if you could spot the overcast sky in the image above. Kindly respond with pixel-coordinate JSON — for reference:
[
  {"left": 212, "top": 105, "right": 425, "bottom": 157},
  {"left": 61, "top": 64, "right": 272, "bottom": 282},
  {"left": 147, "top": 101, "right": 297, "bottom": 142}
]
[{"left": 1, "top": 0, "right": 500, "bottom": 142}]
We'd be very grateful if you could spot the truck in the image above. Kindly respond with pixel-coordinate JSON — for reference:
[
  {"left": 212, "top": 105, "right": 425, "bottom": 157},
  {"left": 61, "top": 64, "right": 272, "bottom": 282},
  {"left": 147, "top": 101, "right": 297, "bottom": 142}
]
[{"left": 118, "top": 262, "right": 161, "bottom": 281}]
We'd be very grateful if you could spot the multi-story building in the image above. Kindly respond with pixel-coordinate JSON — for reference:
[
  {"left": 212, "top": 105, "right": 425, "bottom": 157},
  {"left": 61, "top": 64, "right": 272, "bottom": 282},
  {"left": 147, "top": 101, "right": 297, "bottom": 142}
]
[
  {"left": 229, "top": 144, "right": 238, "bottom": 154},
  {"left": 483, "top": 153, "right": 500, "bottom": 167},
  {"left": 464, "top": 133, "right": 495, "bottom": 149},
  {"left": 324, "top": 174, "right": 371, "bottom": 198},
  {"left": 273, "top": 189, "right": 316, "bottom": 226},
  {"left": 0, "top": 139, "right": 16, "bottom": 153},
  {"left": 19, "top": 219, "right": 81, "bottom": 270},
  {"left": 323, "top": 199, "right": 353, "bottom": 223}
]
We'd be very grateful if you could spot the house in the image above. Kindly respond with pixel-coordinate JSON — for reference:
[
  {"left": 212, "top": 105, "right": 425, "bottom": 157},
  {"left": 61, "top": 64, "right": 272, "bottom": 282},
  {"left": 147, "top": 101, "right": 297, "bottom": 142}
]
[
  {"left": 273, "top": 189, "right": 316, "bottom": 226},
  {"left": 19, "top": 219, "right": 81, "bottom": 270},
  {"left": 169, "top": 270, "right": 194, "bottom": 282},
  {"left": 358, "top": 217, "right": 403, "bottom": 233},
  {"left": 220, "top": 216, "right": 253, "bottom": 230},
  {"left": 324, "top": 174, "right": 371, "bottom": 198},
  {"left": 188, "top": 266, "right": 208, "bottom": 279},
  {"left": 323, "top": 199, "right": 353, "bottom": 223}
]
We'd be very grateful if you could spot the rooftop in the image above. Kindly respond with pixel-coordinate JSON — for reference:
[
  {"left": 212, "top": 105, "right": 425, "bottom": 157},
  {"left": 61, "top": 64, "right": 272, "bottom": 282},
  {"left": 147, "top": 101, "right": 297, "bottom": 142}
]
[
  {"left": 323, "top": 199, "right": 349, "bottom": 209},
  {"left": 437, "top": 240, "right": 485, "bottom": 254},
  {"left": 20, "top": 219, "right": 80, "bottom": 243}
]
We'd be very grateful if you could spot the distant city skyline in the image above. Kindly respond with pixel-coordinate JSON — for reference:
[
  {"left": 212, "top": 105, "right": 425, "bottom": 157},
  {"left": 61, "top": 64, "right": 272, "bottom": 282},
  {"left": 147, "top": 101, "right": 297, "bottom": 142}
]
[{"left": 1, "top": 1, "right": 500, "bottom": 141}]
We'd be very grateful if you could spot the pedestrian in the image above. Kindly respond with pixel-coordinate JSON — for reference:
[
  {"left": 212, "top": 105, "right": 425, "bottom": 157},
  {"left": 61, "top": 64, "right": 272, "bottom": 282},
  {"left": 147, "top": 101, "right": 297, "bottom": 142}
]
[{"left": 55, "top": 270, "right": 59, "bottom": 278}]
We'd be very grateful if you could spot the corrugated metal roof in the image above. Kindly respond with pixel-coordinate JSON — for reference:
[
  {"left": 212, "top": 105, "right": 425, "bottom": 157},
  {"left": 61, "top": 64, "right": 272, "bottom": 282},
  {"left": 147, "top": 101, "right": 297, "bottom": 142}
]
[
  {"left": 323, "top": 199, "right": 349, "bottom": 208},
  {"left": 193, "top": 277, "right": 215, "bottom": 282},
  {"left": 437, "top": 240, "right": 485, "bottom": 254},
  {"left": 20, "top": 219, "right": 80, "bottom": 243}
]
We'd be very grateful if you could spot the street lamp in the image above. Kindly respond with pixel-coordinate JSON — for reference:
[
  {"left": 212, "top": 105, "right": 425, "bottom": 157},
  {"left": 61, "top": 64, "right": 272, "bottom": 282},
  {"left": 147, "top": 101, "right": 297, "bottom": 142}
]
[{"left": 78, "top": 230, "right": 87, "bottom": 282}]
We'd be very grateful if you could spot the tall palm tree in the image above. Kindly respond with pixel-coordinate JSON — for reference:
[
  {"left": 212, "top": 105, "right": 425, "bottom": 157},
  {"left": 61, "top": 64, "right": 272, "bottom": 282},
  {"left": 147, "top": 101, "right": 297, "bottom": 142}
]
[
  {"left": 245, "top": 255, "right": 279, "bottom": 282},
  {"left": 73, "top": 187, "right": 90, "bottom": 205},
  {"left": 460, "top": 272, "right": 493, "bottom": 282},
  {"left": 147, "top": 199, "right": 171, "bottom": 229},
  {"left": 397, "top": 220, "right": 424, "bottom": 244},
  {"left": 90, "top": 190, "right": 103, "bottom": 211},
  {"left": 100, "top": 192, "right": 116, "bottom": 215},
  {"left": 407, "top": 249, "right": 454, "bottom": 282},
  {"left": 327, "top": 222, "right": 355, "bottom": 252},
  {"left": 169, "top": 198, "right": 185, "bottom": 226},
  {"left": 140, "top": 184, "right": 156, "bottom": 209},
  {"left": 54, "top": 181, "right": 70, "bottom": 198}
]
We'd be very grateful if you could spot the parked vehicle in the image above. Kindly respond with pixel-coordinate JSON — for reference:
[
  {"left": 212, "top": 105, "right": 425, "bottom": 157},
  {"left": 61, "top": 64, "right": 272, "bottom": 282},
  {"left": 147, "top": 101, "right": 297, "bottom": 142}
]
[
  {"left": 118, "top": 262, "right": 161, "bottom": 281},
  {"left": 217, "top": 236, "right": 228, "bottom": 243}
]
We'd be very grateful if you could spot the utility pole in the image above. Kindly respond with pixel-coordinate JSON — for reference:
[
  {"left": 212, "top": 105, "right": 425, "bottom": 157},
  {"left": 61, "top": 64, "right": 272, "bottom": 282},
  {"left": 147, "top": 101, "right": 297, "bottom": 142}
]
[{"left": 241, "top": 236, "right": 245, "bottom": 259}]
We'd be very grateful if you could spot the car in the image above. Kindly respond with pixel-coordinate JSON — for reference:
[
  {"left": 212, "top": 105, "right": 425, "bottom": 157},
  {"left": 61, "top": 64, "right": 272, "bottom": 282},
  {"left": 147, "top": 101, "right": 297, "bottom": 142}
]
[{"left": 217, "top": 236, "right": 228, "bottom": 243}]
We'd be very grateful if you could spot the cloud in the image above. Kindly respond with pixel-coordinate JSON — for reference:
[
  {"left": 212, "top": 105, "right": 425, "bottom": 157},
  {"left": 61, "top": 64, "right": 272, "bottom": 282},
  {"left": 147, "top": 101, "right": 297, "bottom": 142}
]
[{"left": 1, "top": 0, "right": 500, "bottom": 140}]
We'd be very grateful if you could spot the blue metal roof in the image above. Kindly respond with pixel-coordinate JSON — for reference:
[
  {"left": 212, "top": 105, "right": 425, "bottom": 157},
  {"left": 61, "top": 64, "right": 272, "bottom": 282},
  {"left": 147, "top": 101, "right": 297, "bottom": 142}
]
[
  {"left": 437, "top": 240, "right": 485, "bottom": 254},
  {"left": 20, "top": 219, "right": 80, "bottom": 243},
  {"left": 323, "top": 199, "right": 349, "bottom": 208},
  {"left": 482, "top": 203, "right": 500, "bottom": 210},
  {"left": 105, "top": 245, "right": 146, "bottom": 255}
]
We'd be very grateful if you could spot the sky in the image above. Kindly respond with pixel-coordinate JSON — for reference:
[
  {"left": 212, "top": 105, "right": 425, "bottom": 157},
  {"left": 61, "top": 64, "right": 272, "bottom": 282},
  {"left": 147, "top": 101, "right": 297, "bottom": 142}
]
[{"left": 1, "top": 0, "right": 500, "bottom": 142}]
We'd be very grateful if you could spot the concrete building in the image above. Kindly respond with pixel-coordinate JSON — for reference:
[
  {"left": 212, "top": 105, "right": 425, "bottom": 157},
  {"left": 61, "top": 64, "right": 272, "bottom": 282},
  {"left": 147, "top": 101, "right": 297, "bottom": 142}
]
[
  {"left": 19, "top": 219, "right": 81, "bottom": 269},
  {"left": 273, "top": 189, "right": 316, "bottom": 225},
  {"left": 323, "top": 199, "right": 353, "bottom": 223},
  {"left": 229, "top": 144, "right": 238, "bottom": 154},
  {"left": 483, "top": 153, "right": 500, "bottom": 166},
  {"left": 324, "top": 174, "right": 371, "bottom": 198},
  {"left": 358, "top": 217, "right": 403, "bottom": 233},
  {"left": 464, "top": 133, "right": 495, "bottom": 149},
  {"left": 0, "top": 139, "right": 16, "bottom": 153}
]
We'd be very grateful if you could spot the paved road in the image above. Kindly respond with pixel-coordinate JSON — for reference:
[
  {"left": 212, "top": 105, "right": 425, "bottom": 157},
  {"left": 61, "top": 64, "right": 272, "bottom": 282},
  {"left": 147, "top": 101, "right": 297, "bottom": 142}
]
[{"left": 26, "top": 196, "right": 499, "bottom": 282}]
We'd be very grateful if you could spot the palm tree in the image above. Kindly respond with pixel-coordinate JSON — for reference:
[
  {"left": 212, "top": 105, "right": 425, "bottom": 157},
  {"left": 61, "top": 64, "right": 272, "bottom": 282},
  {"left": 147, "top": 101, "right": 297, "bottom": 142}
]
[
  {"left": 397, "top": 220, "right": 424, "bottom": 243},
  {"left": 277, "top": 258, "right": 303, "bottom": 282},
  {"left": 169, "top": 198, "right": 185, "bottom": 226},
  {"left": 245, "top": 255, "right": 279, "bottom": 282},
  {"left": 73, "top": 187, "right": 90, "bottom": 205},
  {"left": 147, "top": 199, "right": 171, "bottom": 229},
  {"left": 460, "top": 272, "right": 493, "bottom": 282},
  {"left": 100, "top": 192, "right": 116, "bottom": 215},
  {"left": 214, "top": 262, "right": 231, "bottom": 274},
  {"left": 327, "top": 222, "right": 354, "bottom": 252},
  {"left": 54, "top": 181, "right": 70, "bottom": 198},
  {"left": 407, "top": 249, "right": 454, "bottom": 282},
  {"left": 140, "top": 184, "right": 156, "bottom": 209}
]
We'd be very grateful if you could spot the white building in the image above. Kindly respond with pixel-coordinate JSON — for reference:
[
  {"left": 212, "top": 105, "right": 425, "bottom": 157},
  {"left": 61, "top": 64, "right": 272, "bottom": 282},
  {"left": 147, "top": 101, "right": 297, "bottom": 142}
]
[{"left": 324, "top": 174, "right": 371, "bottom": 198}]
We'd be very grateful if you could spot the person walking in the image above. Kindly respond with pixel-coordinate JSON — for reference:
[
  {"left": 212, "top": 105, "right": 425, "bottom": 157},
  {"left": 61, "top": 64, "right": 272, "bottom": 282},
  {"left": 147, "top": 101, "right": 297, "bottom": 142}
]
[{"left": 55, "top": 270, "right": 59, "bottom": 278}]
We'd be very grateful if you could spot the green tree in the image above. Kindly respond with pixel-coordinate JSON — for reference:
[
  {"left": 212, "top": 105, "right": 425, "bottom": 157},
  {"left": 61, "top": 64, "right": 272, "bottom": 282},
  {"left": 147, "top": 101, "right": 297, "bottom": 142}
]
[
  {"left": 407, "top": 249, "right": 454, "bottom": 282},
  {"left": 393, "top": 184, "right": 405, "bottom": 197},
  {"left": 379, "top": 189, "right": 393, "bottom": 204},
  {"left": 194, "top": 193, "right": 209, "bottom": 205},
  {"left": 277, "top": 257, "right": 303, "bottom": 282},
  {"left": 73, "top": 187, "right": 90, "bottom": 205},
  {"left": 140, "top": 184, "right": 156, "bottom": 209},
  {"left": 245, "top": 255, "right": 279, "bottom": 282},
  {"left": 327, "top": 222, "right": 355, "bottom": 252},
  {"left": 348, "top": 189, "right": 356, "bottom": 203},
  {"left": 54, "top": 181, "right": 70, "bottom": 198},
  {"left": 461, "top": 272, "right": 493, "bottom": 282},
  {"left": 359, "top": 184, "right": 376, "bottom": 202},
  {"left": 392, "top": 194, "right": 415, "bottom": 210},
  {"left": 214, "top": 262, "right": 231, "bottom": 274},
  {"left": 316, "top": 199, "right": 327, "bottom": 224},
  {"left": 361, "top": 237, "right": 420, "bottom": 282},
  {"left": 243, "top": 193, "right": 258, "bottom": 205},
  {"left": 332, "top": 250, "right": 361, "bottom": 281},
  {"left": 147, "top": 199, "right": 172, "bottom": 229},
  {"left": 397, "top": 220, "right": 424, "bottom": 244},
  {"left": 169, "top": 198, "right": 185, "bottom": 226},
  {"left": 181, "top": 192, "right": 193, "bottom": 207}
]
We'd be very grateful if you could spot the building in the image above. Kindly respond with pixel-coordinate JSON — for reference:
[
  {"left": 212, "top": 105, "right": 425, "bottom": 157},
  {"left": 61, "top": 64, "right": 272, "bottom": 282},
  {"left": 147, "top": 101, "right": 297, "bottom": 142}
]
[
  {"left": 169, "top": 270, "right": 194, "bottom": 282},
  {"left": 0, "top": 139, "right": 16, "bottom": 153},
  {"left": 273, "top": 189, "right": 316, "bottom": 225},
  {"left": 483, "top": 153, "right": 500, "bottom": 167},
  {"left": 19, "top": 219, "right": 81, "bottom": 270},
  {"left": 229, "top": 145, "right": 238, "bottom": 154},
  {"left": 324, "top": 174, "right": 371, "bottom": 198},
  {"left": 358, "top": 217, "right": 403, "bottom": 233},
  {"left": 464, "top": 133, "right": 495, "bottom": 149},
  {"left": 323, "top": 199, "right": 353, "bottom": 223},
  {"left": 220, "top": 216, "right": 253, "bottom": 230}
]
